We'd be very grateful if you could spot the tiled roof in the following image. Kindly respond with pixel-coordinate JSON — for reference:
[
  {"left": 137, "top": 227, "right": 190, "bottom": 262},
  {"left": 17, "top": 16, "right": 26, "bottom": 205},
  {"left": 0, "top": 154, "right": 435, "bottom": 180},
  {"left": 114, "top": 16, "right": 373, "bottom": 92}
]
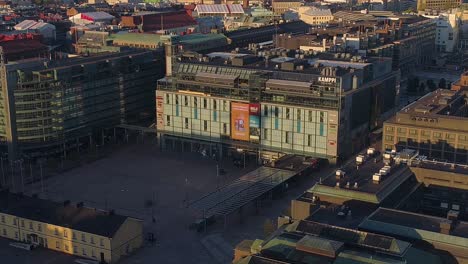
[{"left": 140, "top": 11, "right": 197, "bottom": 31}]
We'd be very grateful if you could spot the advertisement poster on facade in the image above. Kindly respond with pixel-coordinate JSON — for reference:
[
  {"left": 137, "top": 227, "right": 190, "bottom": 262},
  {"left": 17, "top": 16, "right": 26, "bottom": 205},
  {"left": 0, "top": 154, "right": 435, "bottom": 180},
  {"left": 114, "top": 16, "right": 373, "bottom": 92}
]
[
  {"left": 249, "top": 103, "right": 260, "bottom": 141},
  {"left": 231, "top": 102, "right": 250, "bottom": 141},
  {"left": 156, "top": 95, "right": 164, "bottom": 130}
]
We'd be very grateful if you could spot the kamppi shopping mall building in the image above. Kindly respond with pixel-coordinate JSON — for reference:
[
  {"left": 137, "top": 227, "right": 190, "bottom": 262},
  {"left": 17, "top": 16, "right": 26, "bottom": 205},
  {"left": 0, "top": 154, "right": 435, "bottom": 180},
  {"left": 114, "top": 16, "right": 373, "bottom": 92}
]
[{"left": 156, "top": 50, "right": 400, "bottom": 164}]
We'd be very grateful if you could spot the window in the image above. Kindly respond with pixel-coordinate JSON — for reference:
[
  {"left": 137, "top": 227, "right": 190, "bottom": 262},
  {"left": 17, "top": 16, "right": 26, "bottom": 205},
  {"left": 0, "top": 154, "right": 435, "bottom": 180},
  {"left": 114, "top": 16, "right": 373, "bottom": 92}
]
[
  {"left": 223, "top": 123, "right": 227, "bottom": 134},
  {"left": 194, "top": 97, "right": 198, "bottom": 107},
  {"left": 319, "top": 112, "right": 324, "bottom": 123},
  {"left": 82, "top": 248, "right": 87, "bottom": 256},
  {"left": 184, "top": 96, "right": 188, "bottom": 106},
  {"left": 286, "top": 108, "right": 290, "bottom": 119},
  {"left": 37, "top": 223, "right": 42, "bottom": 232},
  {"left": 100, "top": 238, "right": 104, "bottom": 247},
  {"left": 459, "top": 135, "right": 467, "bottom": 141},
  {"left": 264, "top": 106, "right": 268, "bottom": 116},
  {"left": 274, "top": 107, "right": 279, "bottom": 118},
  {"left": 422, "top": 130, "right": 430, "bottom": 137},
  {"left": 285, "top": 132, "right": 290, "bottom": 144},
  {"left": 2, "top": 228, "right": 6, "bottom": 236},
  {"left": 13, "top": 218, "right": 16, "bottom": 226},
  {"left": 72, "top": 232, "right": 76, "bottom": 240},
  {"left": 92, "top": 249, "right": 96, "bottom": 258},
  {"left": 65, "top": 244, "right": 69, "bottom": 251},
  {"left": 54, "top": 228, "right": 59, "bottom": 236},
  {"left": 213, "top": 100, "right": 217, "bottom": 110},
  {"left": 307, "top": 135, "right": 312, "bottom": 146},
  {"left": 165, "top": 94, "right": 170, "bottom": 104},
  {"left": 73, "top": 245, "right": 77, "bottom": 253},
  {"left": 166, "top": 116, "right": 171, "bottom": 126},
  {"left": 1, "top": 215, "right": 4, "bottom": 223},
  {"left": 222, "top": 100, "right": 227, "bottom": 111},
  {"left": 14, "top": 232, "right": 18, "bottom": 239},
  {"left": 55, "top": 241, "right": 60, "bottom": 249},
  {"left": 308, "top": 110, "right": 313, "bottom": 122},
  {"left": 203, "top": 98, "right": 207, "bottom": 108},
  {"left": 385, "top": 135, "right": 394, "bottom": 141},
  {"left": 385, "top": 126, "right": 394, "bottom": 132},
  {"left": 29, "top": 222, "right": 33, "bottom": 230},
  {"left": 409, "top": 129, "right": 417, "bottom": 135},
  {"left": 434, "top": 132, "right": 442, "bottom": 138},
  {"left": 64, "top": 229, "right": 68, "bottom": 238},
  {"left": 203, "top": 120, "right": 208, "bottom": 131},
  {"left": 90, "top": 236, "right": 95, "bottom": 244},
  {"left": 184, "top": 118, "right": 189, "bottom": 129},
  {"left": 81, "top": 233, "right": 86, "bottom": 242},
  {"left": 175, "top": 95, "right": 179, "bottom": 105},
  {"left": 297, "top": 109, "right": 301, "bottom": 120},
  {"left": 21, "top": 220, "right": 24, "bottom": 227},
  {"left": 446, "top": 133, "right": 456, "bottom": 140},
  {"left": 397, "top": 127, "right": 407, "bottom": 134},
  {"left": 264, "top": 129, "right": 268, "bottom": 140}
]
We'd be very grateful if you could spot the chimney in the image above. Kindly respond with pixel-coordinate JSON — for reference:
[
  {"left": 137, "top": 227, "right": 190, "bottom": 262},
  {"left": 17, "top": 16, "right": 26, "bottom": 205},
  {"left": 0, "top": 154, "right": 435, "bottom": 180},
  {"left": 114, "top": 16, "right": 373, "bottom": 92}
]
[{"left": 440, "top": 219, "right": 452, "bottom": 235}]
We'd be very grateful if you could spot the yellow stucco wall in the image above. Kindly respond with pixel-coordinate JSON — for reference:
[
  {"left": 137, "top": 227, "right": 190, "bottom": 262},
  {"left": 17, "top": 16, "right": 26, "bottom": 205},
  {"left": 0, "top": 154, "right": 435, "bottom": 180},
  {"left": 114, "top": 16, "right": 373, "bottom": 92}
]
[
  {"left": 110, "top": 218, "right": 144, "bottom": 263},
  {"left": 0, "top": 212, "right": 115, "bottom": 263}
]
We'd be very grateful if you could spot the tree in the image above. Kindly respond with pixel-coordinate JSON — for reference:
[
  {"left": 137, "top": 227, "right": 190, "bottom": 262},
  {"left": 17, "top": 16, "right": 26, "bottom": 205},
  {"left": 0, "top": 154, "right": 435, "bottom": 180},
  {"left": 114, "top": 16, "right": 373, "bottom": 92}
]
[
  {"left": 426, "top": 79, "right": 436, "bottom": 91},
  {"left": 419, "top": 82, "right": 426, "bottom": 93},
  {"left": 439, "top": 78, "right": 446, "bottom": 89}
]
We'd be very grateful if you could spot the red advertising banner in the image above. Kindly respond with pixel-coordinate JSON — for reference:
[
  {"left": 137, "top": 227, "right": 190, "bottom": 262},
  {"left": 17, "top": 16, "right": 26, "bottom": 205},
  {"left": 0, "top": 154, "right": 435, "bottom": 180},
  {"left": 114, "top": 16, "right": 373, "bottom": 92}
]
[{"left": 231, "top": 102, "right": 250, "bottom": 141}]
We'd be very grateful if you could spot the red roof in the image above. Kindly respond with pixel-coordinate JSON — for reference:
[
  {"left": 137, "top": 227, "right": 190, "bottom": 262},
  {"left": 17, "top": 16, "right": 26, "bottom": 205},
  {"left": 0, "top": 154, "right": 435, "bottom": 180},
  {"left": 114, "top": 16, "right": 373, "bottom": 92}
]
[
  {"left": 0, "top": 39, "right": 48, "bottom": 62},
  {"left": 138, "top": 11, "right": 197, "bottom": 32}
]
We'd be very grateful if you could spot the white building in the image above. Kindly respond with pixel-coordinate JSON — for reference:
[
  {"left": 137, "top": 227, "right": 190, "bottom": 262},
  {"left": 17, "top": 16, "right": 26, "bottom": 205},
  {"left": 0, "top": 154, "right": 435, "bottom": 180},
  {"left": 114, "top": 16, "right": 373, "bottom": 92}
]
[
  {"left": 423, "top": 10, "right": 462, "bottom": 53},
  {"left": 14, "top": 20, "right": 56, "bottom": 41},
  {"left": 70, "top": 12, "right": 115, "bottom": 25}
]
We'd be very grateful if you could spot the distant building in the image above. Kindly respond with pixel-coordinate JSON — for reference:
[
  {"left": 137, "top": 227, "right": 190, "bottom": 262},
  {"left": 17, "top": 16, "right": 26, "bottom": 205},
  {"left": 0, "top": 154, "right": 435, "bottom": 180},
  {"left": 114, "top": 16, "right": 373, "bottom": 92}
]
[
  {"left": 194, "top": 4, "right": 245, "bottom": 17},
  {"left": 272, "top": 0, "right": 303, "bottom": 15},
  {"left": 69, "top": 11, "right": 115, "bottom": 25},
  {"left": 434, "top": 12, "right": 462, "bottom": 52},
  {"left": 66, "top": 6, "right": 97, "bottom": 17},
  {"left": 452, "top": 71, "right": 468, "bottom": 91},
  {"left": 13, "top": 20, "right": 56, "bottom": 43},
  {"left": 417, "top": 0, "right": 460, "bottom": 11},
  {"left": 383, "top": 89, "right": 468, "bottom": 163},
  {"left": 0, "top": 50, "right": 164, "bottom": 159},
  {"left": 298, "top": 7, "right": 333, "bottom": 25},
  {"left": 0, "top": 191, "right": 143, "bottom": 263},
  {"left": 120, "top": 11, "right": 198, "bottom": 34}
]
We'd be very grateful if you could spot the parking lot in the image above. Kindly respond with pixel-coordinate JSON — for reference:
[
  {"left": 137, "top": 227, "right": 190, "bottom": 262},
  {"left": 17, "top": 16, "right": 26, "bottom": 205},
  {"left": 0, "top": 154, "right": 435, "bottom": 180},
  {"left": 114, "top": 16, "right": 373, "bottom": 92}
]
[{"left": 21, "top": 143, "right": 331, "bottom": 264}]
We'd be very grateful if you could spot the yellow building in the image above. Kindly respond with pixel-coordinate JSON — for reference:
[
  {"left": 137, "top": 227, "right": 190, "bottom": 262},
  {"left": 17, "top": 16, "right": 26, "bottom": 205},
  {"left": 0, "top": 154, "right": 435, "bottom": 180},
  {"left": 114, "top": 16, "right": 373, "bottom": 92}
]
[
  {"left": 298, "top": 7, "right": 333, "bottom": 25},
  {"left": 417, "top": 0, "right": 460, "bottom": 11},
  {"left": 0, "top": 192, "right": 143, "bottom": 263},
  {"left": 272, "top": 0, "right": 303, "bottom": 15}
]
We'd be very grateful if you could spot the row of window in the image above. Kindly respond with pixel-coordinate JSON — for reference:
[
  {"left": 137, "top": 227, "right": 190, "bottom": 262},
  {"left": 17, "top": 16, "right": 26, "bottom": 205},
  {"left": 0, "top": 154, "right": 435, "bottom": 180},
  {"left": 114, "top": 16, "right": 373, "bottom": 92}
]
[
  {"left": 58, "top": 241, "right": 100, "bottom": 259},
  {"left": 166, "top": 94, "right": 229, "bottom": 111},
  {"left": 386, "top": 126, "right": 468, "bottom": 141},
  {"left": 0, "top": 216, "right": 104, "bottom": 246}
]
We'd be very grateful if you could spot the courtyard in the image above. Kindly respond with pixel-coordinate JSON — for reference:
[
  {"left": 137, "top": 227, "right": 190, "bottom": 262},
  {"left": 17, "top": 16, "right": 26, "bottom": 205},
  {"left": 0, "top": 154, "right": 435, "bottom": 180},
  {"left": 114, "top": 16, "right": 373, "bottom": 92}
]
[{"left": 23, "top": 143, "right": 330, "bottom": 264}]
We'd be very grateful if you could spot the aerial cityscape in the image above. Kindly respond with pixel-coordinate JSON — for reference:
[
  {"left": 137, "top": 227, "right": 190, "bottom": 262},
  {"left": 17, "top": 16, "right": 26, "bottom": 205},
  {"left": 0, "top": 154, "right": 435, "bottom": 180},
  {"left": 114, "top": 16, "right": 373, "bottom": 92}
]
[{"left": 0, "top": 0, "right": 466, "bottom": 263}]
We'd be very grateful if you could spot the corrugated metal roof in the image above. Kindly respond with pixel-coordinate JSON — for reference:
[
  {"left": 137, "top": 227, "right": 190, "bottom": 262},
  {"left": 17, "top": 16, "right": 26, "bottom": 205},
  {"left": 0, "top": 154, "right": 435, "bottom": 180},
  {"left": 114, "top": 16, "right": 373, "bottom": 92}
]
[
  {"left": 195, "top": 4, "right": 244, "bottom": 15},
  {"left": 81, "top": 11, "right": 114, "bottom": 21}
]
